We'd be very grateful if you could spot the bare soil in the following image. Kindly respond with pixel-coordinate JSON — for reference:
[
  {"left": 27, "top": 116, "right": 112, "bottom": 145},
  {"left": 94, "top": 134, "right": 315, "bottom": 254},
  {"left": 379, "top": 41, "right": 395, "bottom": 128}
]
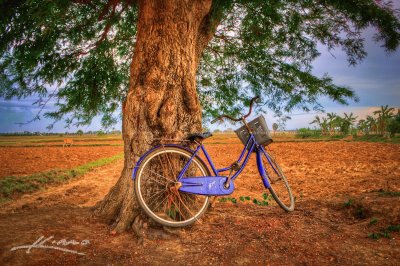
[
  {"left": 0, "top": 146, "right": 123, "bottom": 178},
  {"left": 0, "top": 141, "right": 399, "bottom": 265},
  {"left": 2, "top": 140, "right": 123, "bottom": 147}
]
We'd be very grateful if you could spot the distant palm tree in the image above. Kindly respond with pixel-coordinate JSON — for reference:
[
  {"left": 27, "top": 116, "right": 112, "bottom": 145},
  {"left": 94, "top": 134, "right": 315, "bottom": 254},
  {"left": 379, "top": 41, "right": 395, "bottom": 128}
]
[
  {"left": 387, "top": 109, "right": 400, "bottom": 137},
  {"left": 357, "top": 119, "right": 368, "bottom": 135},
  {"left": 310, "top": 115, "right": 321, "bottom": 127},
  {"left": 335, "top": 115, "right": 344, "bottom": 135},
  {"left": 321, "top": 117, "right": 329, "bottom": 136},
  {"left": 326, "top": 112, "right": 339, "bottom": 135},
  {"left": 310, "top": 115, "right": 329, "bottom": 135},
  {"left": 373, "top": 105, "right": 395, "bottom": 135},
  {"left": 339, "top": 112, "right": 357, "bottom": 135},
  {"left": 366, "top": 115, "right": 377, "bottom": 134},
  {"left": 310, "top": 115, "right": 322, "bottom": 130}
]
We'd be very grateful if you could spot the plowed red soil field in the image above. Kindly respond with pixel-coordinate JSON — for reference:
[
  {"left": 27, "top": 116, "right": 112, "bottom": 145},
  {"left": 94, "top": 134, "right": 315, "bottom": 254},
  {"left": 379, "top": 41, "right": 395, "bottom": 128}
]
[
  {"left": 0, "top": 146, "right": 123, "bottom": 177},
  {"left": 0, "top": 140, "right": 399, "bottom": 265}
]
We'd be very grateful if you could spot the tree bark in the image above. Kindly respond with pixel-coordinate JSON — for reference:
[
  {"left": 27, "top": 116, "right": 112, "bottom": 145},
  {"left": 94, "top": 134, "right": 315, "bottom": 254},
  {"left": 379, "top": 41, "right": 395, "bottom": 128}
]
[{"left": 94, "top": 0, "right": 218, "bottom": 233}]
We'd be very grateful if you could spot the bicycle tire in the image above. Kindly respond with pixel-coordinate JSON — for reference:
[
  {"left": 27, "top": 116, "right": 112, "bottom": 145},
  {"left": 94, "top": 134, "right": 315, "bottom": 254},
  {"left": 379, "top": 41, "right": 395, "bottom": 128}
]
[
  {"left": 134, "top": 146, "right": 210, "bottom": 227},
  {"left": 261, "top": 149, "right": 294, "bottom": 212}
]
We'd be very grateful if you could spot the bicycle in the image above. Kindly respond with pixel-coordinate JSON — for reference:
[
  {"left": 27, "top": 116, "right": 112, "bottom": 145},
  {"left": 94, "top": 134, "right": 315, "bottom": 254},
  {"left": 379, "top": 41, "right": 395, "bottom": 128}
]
[{"left": 132, "top": 96, "right": 294, "bottom": 227}]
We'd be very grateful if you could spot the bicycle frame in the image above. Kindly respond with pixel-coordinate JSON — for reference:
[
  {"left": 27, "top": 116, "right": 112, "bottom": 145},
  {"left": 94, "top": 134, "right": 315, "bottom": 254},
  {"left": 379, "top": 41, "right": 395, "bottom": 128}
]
[
  {"left": 176, "top": 133, "right": 273, "bottom": 189},
  {"left": 132, "top": 133, "right": 275, "bottom": 196},
  {"left": 178, "top": 134, "right": 256, "bottom": 181}
]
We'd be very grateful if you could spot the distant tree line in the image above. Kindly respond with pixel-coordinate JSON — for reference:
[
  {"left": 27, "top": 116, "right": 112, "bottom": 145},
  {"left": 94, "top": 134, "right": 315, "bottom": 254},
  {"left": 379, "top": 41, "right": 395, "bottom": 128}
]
[
  {"left": 0, "top": 130, "right": 122, "bottom": 136},
  {"left": 307, "top": 105, "right": 400, "bottom": 137}
]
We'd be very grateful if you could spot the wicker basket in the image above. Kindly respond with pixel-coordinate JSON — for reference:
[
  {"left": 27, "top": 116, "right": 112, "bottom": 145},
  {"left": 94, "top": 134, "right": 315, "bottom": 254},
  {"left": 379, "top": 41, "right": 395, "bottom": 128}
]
[{"left": 234, "top": 115, "right": 273, "bottom": 150}]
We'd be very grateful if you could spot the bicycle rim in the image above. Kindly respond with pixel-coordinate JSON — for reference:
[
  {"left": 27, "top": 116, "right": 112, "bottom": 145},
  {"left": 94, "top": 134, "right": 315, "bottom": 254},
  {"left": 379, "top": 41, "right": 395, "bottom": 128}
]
[{"left": 135, "top": 147, "right": 210, "bottom": 227}]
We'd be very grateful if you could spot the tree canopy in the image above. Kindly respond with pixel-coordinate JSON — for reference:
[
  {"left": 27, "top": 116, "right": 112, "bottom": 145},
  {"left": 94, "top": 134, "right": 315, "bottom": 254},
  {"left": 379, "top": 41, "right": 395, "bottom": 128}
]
[{"left": 1, "top": 0, "right": 399, "bottom": 128}]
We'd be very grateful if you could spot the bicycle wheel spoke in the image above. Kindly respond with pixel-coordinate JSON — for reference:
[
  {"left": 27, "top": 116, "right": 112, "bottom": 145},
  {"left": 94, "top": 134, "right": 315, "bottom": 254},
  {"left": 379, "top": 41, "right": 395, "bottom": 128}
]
[
  {"left": 144, "top": 189, "right": 165, "bottom": 207},
  {"left": 148, "top": 193, "right": 166, "bottom": 211},
  {"left": 168, "top": 195, "right": 187, "bottom": 221},
  {"left": 163, "top": 147, "right": 177, "bottom": 179},
  {"left": 157, "top": 155, "right": 171, "bottom": 180},
  {"left": 152, "top": 194, "right": 169, "bottom": 214},
  {"left": 145, "top": 171, "right": 170, "bottom": 185},
  {"left": 180, "top": 193, "right": 199, "bottom": 210},
  {"left": 158, "top": 154, "right": 178, "bottom": 182},
  {"left": 175, "top": 192, "right": 200, "bottom": 223}
]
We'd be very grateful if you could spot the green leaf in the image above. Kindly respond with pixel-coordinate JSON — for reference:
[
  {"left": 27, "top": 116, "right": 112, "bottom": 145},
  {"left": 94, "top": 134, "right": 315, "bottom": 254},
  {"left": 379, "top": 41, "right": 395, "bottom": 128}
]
[{"left": 2, "top": 0, "right": 399, "bottom": 127}]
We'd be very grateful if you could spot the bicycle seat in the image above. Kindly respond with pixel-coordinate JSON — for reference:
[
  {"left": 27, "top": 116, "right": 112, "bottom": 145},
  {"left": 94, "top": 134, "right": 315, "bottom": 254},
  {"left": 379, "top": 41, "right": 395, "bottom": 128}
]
[{"left": 186, "top": 132, "right": 213, "bottom": 142}]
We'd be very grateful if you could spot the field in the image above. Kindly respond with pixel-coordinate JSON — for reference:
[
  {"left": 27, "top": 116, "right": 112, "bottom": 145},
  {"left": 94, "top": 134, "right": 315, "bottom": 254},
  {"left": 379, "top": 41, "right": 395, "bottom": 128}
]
[
  {"left": 0, "top": 134, "right": 399, "bottom": 265},
  {"left": 0, "top": 135, "right": 123, "bottom": 147},
  {"left": 0, "top": 146, "right": 122, "bottom": 177}
]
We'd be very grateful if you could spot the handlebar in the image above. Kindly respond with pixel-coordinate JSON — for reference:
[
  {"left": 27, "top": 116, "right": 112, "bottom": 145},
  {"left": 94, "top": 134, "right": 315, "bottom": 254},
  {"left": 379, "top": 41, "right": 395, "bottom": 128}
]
[{"left": 211, "top": 96, "right": 260, "bottom": 124}]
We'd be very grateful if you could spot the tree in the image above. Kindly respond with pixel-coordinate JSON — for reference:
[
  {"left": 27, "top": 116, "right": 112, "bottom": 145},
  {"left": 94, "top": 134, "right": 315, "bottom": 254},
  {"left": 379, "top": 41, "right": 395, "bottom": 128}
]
[
  {"left": 96, "top": 130, "right": 105, "bottom": 136},
  {"left": 310, "top": 115, "right": 328, "bottom": 136},
  {"left": 338, "top": 112, "right": 357, "bottom": 135},
  {"left": 326, "top": 113, "right": 340, "bottom": 135},
  {"left": 321, "top": 117, "right": 329, "bottom": 136},
  {"left": 310, "top": 115, "right": 322, "bottom": 128},
  {"left": 373, "top": 105, "right": 395, "bottom": 135},
  {"left": 387, "top": 109, "right": 400, "bottom": 137},
  {"left": 357, "top": 119, "right": 368, "bottom": 135},
  {"left": 366, "top": 115, "right": 378, "bottom": 134},
  {"left": 1, "top": 1, "right": 400, "bottom": 233},
  {"left": 272, "top": 123, "right": 279, "bottom": 134},
  {"left": 76, "top": 129, "right": 84, "bottom": 135}
]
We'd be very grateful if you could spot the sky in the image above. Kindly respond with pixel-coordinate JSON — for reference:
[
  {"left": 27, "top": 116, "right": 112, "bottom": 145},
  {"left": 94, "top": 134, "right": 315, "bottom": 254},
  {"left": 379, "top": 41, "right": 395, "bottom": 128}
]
[
  {"left": 276, "top": 33, "right": 400, "bottom": 130},
  {"left": 0, "top": 30, "right": 399, "bottom": 133}
]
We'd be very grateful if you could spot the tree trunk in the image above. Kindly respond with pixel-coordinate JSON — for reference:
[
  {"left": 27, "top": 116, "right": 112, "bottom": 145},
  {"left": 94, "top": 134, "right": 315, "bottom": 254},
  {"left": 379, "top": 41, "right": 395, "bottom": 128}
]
[{"left": 94, "top": 0, "right": 218, "bottom": 233}]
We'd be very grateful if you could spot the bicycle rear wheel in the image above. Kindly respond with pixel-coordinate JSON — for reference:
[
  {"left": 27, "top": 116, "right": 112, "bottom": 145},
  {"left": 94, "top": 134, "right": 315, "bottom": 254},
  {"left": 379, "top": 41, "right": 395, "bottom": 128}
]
[
  {"left": 260, "top": 149, "right": 294, "bottom": 211},
  {"left": 134, "top": 146, "right": 210, "bottom": 227}
]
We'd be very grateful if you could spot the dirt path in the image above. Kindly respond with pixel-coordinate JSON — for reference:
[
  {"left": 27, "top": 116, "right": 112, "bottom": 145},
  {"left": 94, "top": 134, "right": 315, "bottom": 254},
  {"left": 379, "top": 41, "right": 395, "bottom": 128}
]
[
  {"left": 0, "top": 142, "right": 399, "bottom": 265},
  {"left": 0, "top": 159, "right": 124, "bottom": 213}
]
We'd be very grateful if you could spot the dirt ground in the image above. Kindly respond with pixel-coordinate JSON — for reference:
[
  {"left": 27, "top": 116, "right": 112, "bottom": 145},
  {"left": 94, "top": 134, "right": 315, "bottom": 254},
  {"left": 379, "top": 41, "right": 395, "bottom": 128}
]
[
  {"left": 0, "top": 140, "right": 124, "bottom": 147},
  {"left": 0, "top": 141, "right": 399, "bottom": 265},
  {"left": 0, "top": 146, "right": 123, "bottom": 177}
]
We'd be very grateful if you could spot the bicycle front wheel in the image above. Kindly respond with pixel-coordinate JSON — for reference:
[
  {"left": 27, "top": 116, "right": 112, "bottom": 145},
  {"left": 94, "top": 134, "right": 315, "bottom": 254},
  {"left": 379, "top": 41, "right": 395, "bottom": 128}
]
[
  {"left": 261, "top": 149, "right": 294, "bottom": 212},
  {"left": 135, "top": 146, "right": 210, "bottom": 227}
]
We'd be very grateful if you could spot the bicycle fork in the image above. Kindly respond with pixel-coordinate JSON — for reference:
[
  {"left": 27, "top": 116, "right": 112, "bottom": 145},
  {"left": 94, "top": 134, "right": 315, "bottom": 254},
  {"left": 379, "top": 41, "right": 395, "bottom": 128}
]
[{"left": 256, "top": 148, "right": 272, "bottom": 189}]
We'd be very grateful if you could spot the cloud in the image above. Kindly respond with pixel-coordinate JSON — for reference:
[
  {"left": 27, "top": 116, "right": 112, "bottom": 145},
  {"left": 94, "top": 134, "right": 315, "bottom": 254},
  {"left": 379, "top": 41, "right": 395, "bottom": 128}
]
[
  {"left": 311, "top": 29, "right": 400, "bottom": 108},
  {"left": 0, "top": 97, "right": 58, "bottom": 110},
  {"left": 0, "top": 106, "right": 106, "bottom": 133}
]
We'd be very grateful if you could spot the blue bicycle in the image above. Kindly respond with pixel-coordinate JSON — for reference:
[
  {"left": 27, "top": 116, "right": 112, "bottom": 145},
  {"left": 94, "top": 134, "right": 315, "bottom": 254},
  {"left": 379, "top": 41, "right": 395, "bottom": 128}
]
[{"left": 133, "top": 96, "right": 294, "bottom": 227}]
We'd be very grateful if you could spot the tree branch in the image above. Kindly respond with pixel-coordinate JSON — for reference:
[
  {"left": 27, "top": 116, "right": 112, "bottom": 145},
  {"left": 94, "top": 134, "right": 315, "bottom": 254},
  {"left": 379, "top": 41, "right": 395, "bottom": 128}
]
[
  {"left": 71, "top": 1, "right": 131, "bottom": 58},
  {"left": 15, "top": 87, "right": 58, "bottom": 126},
  {"left": 196, "top": 1, "right": 233, "bottom": 63}
]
